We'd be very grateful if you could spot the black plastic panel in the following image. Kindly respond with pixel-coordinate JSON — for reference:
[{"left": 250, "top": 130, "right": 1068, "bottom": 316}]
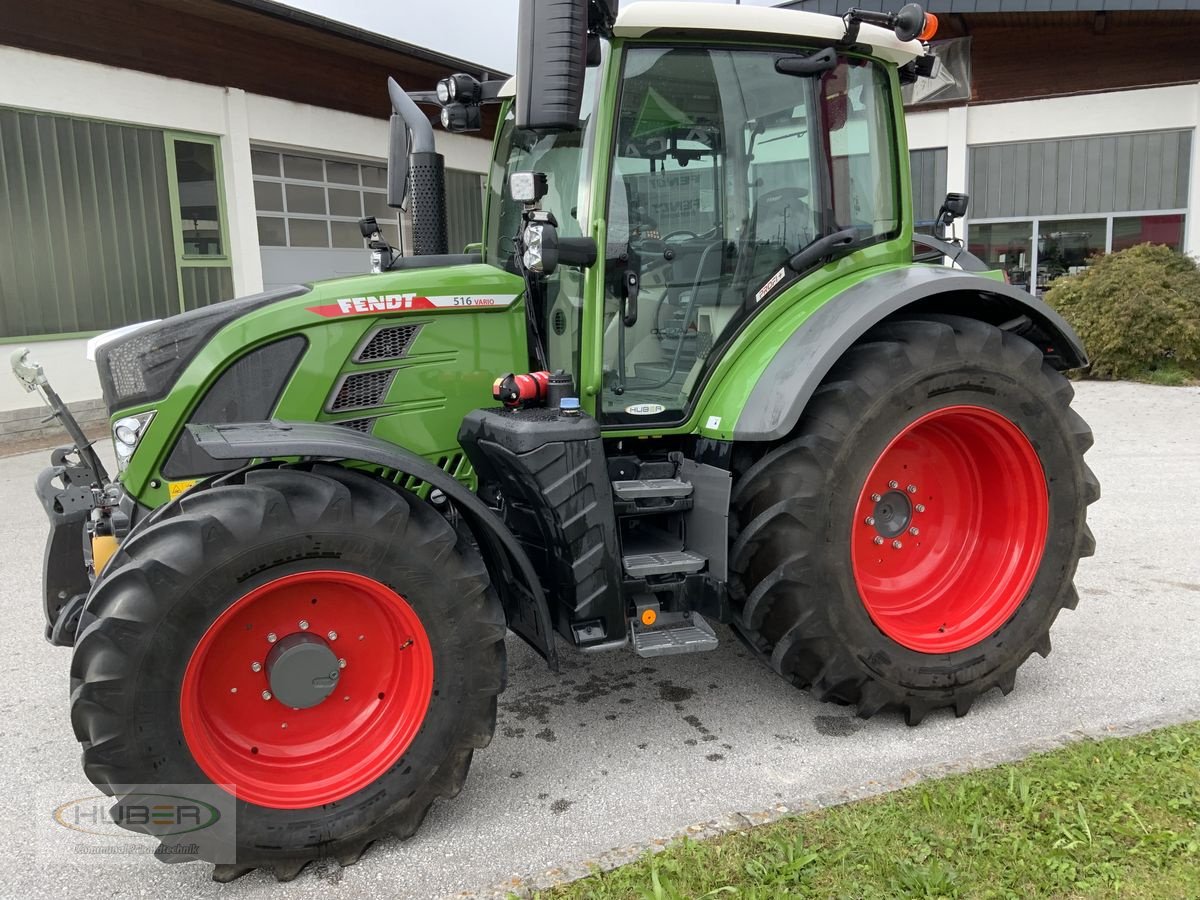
[
  {"left": 96, "top": 285, "right": 309, "bottom": 412},
  {"left": 459, "top": 407, "right": 623, "bottom": 645},
  {"left": 161, "top": 335, "right": 307, "bottom": 479}
]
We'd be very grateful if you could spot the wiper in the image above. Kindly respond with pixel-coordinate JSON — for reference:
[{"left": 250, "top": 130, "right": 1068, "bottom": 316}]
[{"left": 788, "top": 227, "right": 858, "bottom": 273}]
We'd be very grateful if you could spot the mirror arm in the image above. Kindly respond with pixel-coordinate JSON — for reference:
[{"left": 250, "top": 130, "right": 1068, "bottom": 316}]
[{"left": 387, "top": 77, "right": 435, "bottom": 154}]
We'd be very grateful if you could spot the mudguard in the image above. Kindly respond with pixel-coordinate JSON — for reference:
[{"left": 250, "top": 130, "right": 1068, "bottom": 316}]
[
  {"left": 733, "top": 266, "right": 1088, "bottom": 441},
  {"left": 188, "top": 420, "right": 558, "bottom": 669}
]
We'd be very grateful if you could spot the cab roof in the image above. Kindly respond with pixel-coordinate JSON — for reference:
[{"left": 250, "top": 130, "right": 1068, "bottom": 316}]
[{"left": 613, "top": 1, "right": 924, "bottom": 66}]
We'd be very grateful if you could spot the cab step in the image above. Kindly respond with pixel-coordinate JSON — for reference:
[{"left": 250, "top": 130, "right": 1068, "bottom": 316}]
[
  {"left": 629, "top": 611, "right": 719, "bottom": 657},
  {"left": 612, "top": 478, "right": 693, "bottom": 500},
  {"left": 622, "top": 549, "right": 706, "bottom": 578}
]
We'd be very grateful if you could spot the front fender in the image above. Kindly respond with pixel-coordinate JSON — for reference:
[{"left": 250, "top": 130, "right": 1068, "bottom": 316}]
[
  {"left": 732, "top": 267, "right": 1087, "bottom": 442},
  {"left": 188, "top": 421, "right": 558, "bottom": 669}
]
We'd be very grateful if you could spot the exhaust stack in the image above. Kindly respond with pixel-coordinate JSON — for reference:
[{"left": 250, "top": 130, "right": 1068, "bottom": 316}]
[{"left": 387, "top": 77, "right": 448, "bottom": 257}]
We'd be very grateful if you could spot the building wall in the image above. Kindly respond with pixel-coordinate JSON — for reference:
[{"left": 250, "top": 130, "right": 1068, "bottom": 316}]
[
  {"left": 0, "top": 46, "right": 493, "bottom": 414},
  {"left": 906, "top": 82, "right": 1200, "bottom": 257}
]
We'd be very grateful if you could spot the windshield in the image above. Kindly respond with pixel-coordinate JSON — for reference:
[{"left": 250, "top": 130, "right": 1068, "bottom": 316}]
[{"left": 484, "top": 51, "right": 603, "bottom": 378}]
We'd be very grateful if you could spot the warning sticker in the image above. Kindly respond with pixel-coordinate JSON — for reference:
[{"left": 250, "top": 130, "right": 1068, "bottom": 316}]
[{"left": 168, "top": 479, "right": 200, "bottom": 499}]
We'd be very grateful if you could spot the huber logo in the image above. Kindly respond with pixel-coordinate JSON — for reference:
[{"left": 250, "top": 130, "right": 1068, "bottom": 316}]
[{"left": 54, "top": 793, "right": 221, "bottom": 837}]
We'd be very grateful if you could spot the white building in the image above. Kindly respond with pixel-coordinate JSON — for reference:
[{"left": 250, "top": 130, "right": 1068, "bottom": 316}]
[
  {"left": 0, "top": 0, "right": 502, "bottom": 441},
  {"left": 786, "top": 0, "right": 1200, "bottom": 292}
]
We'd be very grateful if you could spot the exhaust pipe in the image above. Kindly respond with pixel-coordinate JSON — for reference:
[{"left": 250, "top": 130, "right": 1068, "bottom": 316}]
[{"left": 387, "top": 77, "right": 448, "bottom": 257}]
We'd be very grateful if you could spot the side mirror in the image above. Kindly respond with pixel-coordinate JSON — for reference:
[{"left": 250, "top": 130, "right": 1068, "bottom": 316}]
[
  {"left": 386, "top": 113, "right": 410, "bottom": 209},
  {"left": 515, "top": 0, "right": 589, "bottom": 131},
  {"left": 937, "top": 192, "right": 969, "bottom": 228}
]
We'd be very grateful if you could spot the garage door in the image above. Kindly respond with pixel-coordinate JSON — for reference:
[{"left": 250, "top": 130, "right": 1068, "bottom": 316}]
[{"left": 252, "top": 148, "right": 401, "bottom": 290}]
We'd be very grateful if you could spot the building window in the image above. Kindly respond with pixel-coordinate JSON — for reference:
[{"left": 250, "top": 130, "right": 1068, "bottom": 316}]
[
  {"left": 968, "top": 212, "right": 1187, "bottom": 296},
  {"left": 173, "top": 140, "right": 224, "bottom": 257},
  {"left": 968, "top": 221, "right": 1034, "bottom": 293},
  {"left": 967, "top": 129, "right": 1190, "bottom": 295},
  {"left": 166, "top": 132, "right": 234, "bottom": 311},
  {"left": 910, "top": 147, "right": 948, "bottom": 234},
  {"left": 0, "top": 107, "right": 235, "bottom": 339},
  {"left": 251, "top": 148, "right": 402, "bottom": 251},
  {"left": 1111, "top": 214, "right": 1186, "bottom": 254}
]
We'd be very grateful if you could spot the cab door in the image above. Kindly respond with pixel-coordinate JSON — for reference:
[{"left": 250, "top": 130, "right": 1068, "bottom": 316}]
[{"left": 594, "top": 44, "right": 901, "bottom": 429}]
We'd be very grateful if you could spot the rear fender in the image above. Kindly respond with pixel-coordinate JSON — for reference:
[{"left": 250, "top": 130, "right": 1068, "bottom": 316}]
[
  {"left": 188, "top": 421, "right": 558, "bottom": 669},
  {"left": 733, "top": 267, "right": 1088, "bottom": 441}
]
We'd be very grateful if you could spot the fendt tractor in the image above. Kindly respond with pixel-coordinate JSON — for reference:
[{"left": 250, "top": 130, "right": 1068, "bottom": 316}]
[{"left": 12, "top": 0, "right": 1098, "bottom": 881}]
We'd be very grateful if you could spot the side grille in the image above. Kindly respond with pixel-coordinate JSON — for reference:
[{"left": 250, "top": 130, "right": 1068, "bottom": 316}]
[
  {"left": 355, "top": 324, "right": 421, "bottom": 362},
  {"left": 381, "top": 452, "right": 473, "bottom": 496},
  {"left": 335, "top": 417, "right": 376, "bottom": 434},
  {"left": 329, "top": 370, "right": 394, "bottom": 412}
]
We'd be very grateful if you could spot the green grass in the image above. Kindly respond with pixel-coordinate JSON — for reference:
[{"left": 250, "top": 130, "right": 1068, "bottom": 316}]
[
  {"left": 1131, "top": 361, "right": 1196, "bottom": 386},
  {"left": 539, "top": 722, "right": 1200, "bottom": 900}
]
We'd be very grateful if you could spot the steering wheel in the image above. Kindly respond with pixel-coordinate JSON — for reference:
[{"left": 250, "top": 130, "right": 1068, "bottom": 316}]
[{"left": 662, "top": 229, "right": 698, "bottom": 243}]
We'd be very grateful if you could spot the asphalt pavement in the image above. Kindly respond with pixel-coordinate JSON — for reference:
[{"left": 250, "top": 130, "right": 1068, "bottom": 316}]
[{"left": 1, "top": 380, "right": 1198, "bottom": 899}]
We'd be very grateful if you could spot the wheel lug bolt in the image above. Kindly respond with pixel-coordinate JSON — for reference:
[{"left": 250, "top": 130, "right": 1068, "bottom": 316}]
[
  {"left": 888, "top": 480, "right": 899, "bottom": 489},
  {"left": 870, "top": 493, "right": 881, "bottom": 502},
  {"left": 251, "top": 661, "right": 261, "bottom": 673},
  {"left": 873, "top": 536, "right": 884, "bottom": 545},
  {"left": 864, "top": 516, "right": 876, "bottom": 526},
  {"left": 915, "top": 504, "right": 926, "bottom": 513},
  {"left": 281, "top": 722, "right": 288, "bottom": 729},
  {"left": 907, "top": 484, "right": 917, "bottom": 494},
  {"left": 327, "top": 631, "right": 338, "bottom": 641},
  {"left": 230, "top": 687, "right": 237, "bottom": 693},
  {"left": 338, "top": 658, "right": 347, "bottom": 668},
  {"left": 299, "top": 620, "right": 309, "bottom": 630},
  {"left": 892, "top": 540, "right": 903, "bottom": 549},
  {"left": 909, "top": 527, "right": 919, "bottom": 536},
  {"left": 267, "top": 632, "right": 277, "bottom": 643},
  {"left": 261, "top": 690, "right": 272, "bottom": 701}
]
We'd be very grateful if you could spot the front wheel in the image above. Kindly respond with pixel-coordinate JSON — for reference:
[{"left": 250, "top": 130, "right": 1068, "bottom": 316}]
[
  {"left": 730, "top": 315, "right": 1099, "bottom": 724},
  {"left": 70, "top": 463, "right": 506, "bottom": 880}
]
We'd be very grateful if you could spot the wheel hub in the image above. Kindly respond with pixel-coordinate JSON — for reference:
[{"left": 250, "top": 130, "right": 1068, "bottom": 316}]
[
  {"left": 265, "top": 633, "right": 340, "bottom": 709},
  {"left": 870, "top": 490, "right": 912, "bottom": 538}
]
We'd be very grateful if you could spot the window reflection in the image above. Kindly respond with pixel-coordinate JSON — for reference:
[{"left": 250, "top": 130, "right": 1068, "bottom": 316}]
[
  {"left": 968, "top": 222, "right": 1032, "bottom": 292},
  {"left": 174, "top": 140, "right": 223, "bottom": 257},
  {"left": 1036, "top": 219, "right": 1105, "bottom": 294}
]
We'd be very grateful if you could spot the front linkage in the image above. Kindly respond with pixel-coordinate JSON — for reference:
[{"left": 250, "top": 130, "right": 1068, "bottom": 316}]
[{"left": 11, "top": 349, "right": 131, "bottom": 645}]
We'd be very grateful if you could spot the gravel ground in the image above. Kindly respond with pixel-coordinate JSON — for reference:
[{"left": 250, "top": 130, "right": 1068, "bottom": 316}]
[{"left": 1, "top": 380, "right": 1198, "bottom": 899}]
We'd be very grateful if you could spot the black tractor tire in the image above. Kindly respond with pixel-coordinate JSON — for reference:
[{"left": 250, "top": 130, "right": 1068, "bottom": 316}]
[
  {"left": 69, "top": 462, "right": 506, "bottom": 881},
  {"left": 729, "top": 315, "right": 1099, "bottom": 725}
]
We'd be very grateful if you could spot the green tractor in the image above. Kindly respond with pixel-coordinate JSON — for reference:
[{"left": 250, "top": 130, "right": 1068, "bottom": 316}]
[{"left": 13, "top": 0, "right": 1097, "bottom": 882}]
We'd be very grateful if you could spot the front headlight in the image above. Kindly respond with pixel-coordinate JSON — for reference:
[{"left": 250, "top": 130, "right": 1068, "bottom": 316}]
[
  {"left": 112, "top": 411, "right": 154, "bottom": 469},
  {"left": 522, "top": 223, "right": 546, "bottom": 274}
]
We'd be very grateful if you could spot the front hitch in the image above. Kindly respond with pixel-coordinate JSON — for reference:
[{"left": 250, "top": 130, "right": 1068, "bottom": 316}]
[
  {"left": 12, "top": 348, "right": 120, "bottom": 645},
  {"left": 11, "top": 348, "right": 109, "bottom": 485}
]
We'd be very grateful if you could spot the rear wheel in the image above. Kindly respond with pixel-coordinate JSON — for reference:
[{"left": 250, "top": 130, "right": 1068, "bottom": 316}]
[
  {"left": 70, "top": 463, "right": 506, "bottom": 879},
  {"left": 729, "top": 315, "right": 1099, "bottom": 724}
]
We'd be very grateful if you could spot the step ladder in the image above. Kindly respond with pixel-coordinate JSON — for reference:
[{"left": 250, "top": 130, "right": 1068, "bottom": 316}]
[
  {"left": 615, "top": 475, "right": 718, "bottom": 657},
  {"left": 629, "top": 611, "right": 719, "bottom": 658}
]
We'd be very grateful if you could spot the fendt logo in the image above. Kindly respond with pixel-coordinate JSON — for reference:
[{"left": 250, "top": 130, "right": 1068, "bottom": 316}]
[
  {"left": 307, "top": 293, "right": 515, "bottom": 317},
  {"left": 54, "top": 793, "right": 221, "bottom": 837}
]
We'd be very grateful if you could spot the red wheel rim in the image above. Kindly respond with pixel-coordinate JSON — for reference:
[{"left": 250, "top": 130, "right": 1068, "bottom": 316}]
[
  {"left": 850, "top": 405, "right": 1049, "bottom": 654},
  {"left": 180, "top": 570, "right": 434, "bottom": 808}
]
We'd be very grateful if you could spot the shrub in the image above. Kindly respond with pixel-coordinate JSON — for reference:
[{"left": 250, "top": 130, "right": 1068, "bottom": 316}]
[{"left": 1044, "top": 243, "right": 1200, "bottom": 381}]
